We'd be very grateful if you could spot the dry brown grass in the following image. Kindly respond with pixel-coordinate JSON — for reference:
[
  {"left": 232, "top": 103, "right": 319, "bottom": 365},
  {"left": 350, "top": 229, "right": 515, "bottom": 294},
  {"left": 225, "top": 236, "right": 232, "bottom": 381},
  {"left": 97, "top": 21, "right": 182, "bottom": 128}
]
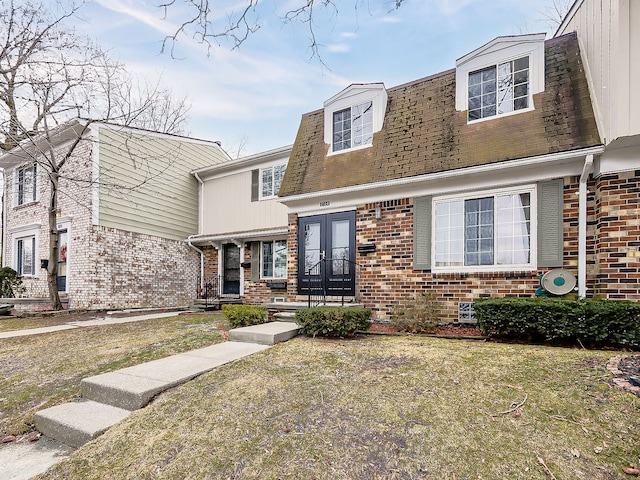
[
  {"left": 0, "top": 313, "right": 224, "bottom": 436},
  {"left": 38, "top": 335, "right": 639, "bottom": 480}
]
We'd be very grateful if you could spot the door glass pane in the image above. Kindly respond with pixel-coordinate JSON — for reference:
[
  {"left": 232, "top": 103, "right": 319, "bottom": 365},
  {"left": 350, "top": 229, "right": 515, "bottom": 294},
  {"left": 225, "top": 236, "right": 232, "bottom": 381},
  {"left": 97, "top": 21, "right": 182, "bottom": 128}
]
[
  {"left": 331, "top": 219, "right": 350, "bottom": 274},
  {"left": 304, "top": 223, "right": 321, "bottom": 274}
]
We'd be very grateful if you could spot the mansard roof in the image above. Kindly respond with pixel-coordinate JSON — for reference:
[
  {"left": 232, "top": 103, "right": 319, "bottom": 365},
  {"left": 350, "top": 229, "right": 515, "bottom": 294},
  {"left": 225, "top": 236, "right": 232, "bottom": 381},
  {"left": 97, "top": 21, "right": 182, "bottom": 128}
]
[{"left": 279, "top": 32, "right": 601, "bottom": 198}]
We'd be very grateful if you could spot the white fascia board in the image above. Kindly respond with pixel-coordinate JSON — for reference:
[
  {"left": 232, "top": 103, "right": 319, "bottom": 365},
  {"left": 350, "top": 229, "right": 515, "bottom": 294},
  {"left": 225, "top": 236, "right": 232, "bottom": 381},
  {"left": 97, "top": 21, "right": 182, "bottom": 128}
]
[
  {"left": 91, "top": 127, "right": 100, "bottom": 226},
  {"left": 596, "top": 141, "right": 640, "bottom": 175},
  {"left": 279, "top": 146, "right": 605, "bottom": 214},
  {"left": 555, "top": 0, "right": 585, "bottom": 37},
  {"left": 97, "top": 121, "right": 231, "bottom": 155},
  {"left": 0, "top": 119, "right": 91, "bottom": 170},
  {"left": 192, "top": 145, "right": 292, "bottom": 181},
  {"left": 187, "top": 227, "right": 289, "bottom": 244}
]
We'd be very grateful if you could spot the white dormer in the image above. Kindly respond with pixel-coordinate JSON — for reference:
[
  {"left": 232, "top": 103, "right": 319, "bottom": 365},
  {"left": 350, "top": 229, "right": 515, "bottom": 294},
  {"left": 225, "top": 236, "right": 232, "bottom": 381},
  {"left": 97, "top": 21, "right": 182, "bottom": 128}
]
[
  {"left": 455, "top": 33, "right": 546, "bottom": 122},
  {"left": 323, "top": 83, "right": 388, "bottom": 155}
]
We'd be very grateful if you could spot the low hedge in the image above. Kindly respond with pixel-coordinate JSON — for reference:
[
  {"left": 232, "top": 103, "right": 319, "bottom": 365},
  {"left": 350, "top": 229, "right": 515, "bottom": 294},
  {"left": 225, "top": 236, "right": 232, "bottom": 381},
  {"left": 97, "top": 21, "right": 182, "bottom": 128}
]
[
  {"left": 475, "top": 297, "right": 640, "bottom": 349},
  {"left": 295, "top": 307, "right": 372, "bottom": 338},
  {"left": 222, "top": 304, "right": 268, "bottom": 328}
]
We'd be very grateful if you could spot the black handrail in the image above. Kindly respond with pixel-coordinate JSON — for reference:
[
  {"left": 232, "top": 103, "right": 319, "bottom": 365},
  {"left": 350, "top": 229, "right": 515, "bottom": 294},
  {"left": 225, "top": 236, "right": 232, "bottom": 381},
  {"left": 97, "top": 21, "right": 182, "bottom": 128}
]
[
  {"left": 199, "top": 275, "right": 222, "bottom": 309},
  {"left": 306, "top": 257, "right": 361, "bottom": 308}
]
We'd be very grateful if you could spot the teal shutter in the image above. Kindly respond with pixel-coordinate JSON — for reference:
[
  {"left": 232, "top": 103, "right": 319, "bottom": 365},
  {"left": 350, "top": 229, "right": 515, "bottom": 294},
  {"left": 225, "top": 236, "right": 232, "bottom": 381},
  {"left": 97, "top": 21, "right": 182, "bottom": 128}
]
[
  {"left": 413, "top": 196, "right": 432, "bottom": 270},
  {"left": 251, "top": 169, "right": 259, "bottom": 202},
  {"left": 251, "top": 242, "right": 261, "bottom": 281},
  {"left": 537, "top": 179, "right": 564, "bottom": 267}
]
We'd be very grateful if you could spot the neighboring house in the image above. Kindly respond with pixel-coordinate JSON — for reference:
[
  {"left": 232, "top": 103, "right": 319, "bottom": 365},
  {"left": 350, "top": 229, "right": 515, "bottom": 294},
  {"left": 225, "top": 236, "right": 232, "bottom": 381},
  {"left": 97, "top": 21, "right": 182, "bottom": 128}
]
[
  {"left": 277, "top": 31, "right": 614, "bottom": 322},
  {"left": 556, "top": 0, "right": 640, "bottom": 300},
  {"left": 188, "top": 145, "right": 291, "bottom": 304},
  {"left": 0, "top": 119, "right": 231, "bottom": 310}
]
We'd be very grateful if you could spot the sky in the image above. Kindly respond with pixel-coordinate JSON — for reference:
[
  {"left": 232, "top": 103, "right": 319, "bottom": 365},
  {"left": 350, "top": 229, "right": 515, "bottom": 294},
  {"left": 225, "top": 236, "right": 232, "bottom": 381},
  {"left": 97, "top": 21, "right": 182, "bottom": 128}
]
[{"left": 73, "top": 0, "right": 568, "bottom": 157}]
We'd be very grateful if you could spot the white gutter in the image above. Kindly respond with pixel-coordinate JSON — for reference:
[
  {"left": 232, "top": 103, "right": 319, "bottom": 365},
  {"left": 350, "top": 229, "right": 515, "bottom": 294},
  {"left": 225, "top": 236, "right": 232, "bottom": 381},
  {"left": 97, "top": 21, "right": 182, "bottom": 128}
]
[
  {"left": 578, "top": 154, "right": 594, "bottom": 299},
  {"left": 188, "top": 228, "right": 289, "bottom": 244},
  {"left": 279, "top": 145, "right": 605, "bottom": 203},
  {"left": 186, "top": 236, "right": 205, "bottom": 292}
]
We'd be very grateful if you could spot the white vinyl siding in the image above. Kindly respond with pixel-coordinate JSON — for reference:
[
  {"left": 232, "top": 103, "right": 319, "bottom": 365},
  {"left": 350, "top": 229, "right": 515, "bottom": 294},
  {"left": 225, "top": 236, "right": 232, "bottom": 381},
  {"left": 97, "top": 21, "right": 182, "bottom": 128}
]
[
  {"left": 201, "top": 169, "right": 289, "bottom": 236},
  {"left": 97, "top": 128, "right": 229, "bottom": 241}
]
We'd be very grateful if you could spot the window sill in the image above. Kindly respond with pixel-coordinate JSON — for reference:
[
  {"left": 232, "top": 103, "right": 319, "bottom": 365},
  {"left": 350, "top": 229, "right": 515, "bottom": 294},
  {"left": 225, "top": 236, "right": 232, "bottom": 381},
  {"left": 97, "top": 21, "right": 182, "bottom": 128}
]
[
  {"left": 327, "top": 143, "right": 373, "bottom": 157},
  {"left": 431, "top": 269, "right": 538, "bottom": 279},
  {"left": 466, "top": 105, "right": 534, "bottom": 125},
  {"left": 14, "top": 200, "right": 39, "bottom": 209}
]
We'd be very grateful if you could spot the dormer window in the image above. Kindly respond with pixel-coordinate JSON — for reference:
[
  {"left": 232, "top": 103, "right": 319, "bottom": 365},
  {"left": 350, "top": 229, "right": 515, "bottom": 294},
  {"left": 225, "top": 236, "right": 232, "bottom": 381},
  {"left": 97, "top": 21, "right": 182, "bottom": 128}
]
[
  {"left": 324, "top": 83, "right": 387, "bottom": 155},
  {"left": 468, "top": 56, "right": 529, "bottom": 121},
  {"left": 333, "top": 101, "right": 373, "bottom": 152},
  {"left": 455, "top": 33, "right": 545, "bottom": 123}
]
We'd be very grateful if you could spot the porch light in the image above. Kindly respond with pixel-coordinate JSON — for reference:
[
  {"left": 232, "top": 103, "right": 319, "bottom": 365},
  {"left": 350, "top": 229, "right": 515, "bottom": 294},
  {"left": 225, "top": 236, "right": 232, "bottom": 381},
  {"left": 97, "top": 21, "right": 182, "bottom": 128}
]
[{"left": 375, "top": 203, "right": 382, "bottom": 220}]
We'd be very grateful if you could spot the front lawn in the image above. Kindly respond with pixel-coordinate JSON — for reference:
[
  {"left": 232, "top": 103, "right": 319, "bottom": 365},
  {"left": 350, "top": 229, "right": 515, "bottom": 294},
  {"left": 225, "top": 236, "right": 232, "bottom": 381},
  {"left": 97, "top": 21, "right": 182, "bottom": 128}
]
[
  {"left": 0, "top": 313, "right": 224, "bottom": 436},
  {"left": 37, "top": 335, "right": 639, "bottom": 480}
]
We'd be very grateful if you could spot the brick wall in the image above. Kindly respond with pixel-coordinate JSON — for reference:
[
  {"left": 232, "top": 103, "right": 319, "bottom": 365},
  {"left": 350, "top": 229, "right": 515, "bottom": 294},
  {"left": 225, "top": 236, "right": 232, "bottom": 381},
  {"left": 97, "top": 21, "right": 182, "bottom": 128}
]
[
  {"left": 5, "top": 139, "right": 199, "bottom": 310},
  {"left": 593, "top": 170, "right": 640, "bottom": 299},
  {"left": 282, "top": 175, "right": 610, "bottom": 322}
]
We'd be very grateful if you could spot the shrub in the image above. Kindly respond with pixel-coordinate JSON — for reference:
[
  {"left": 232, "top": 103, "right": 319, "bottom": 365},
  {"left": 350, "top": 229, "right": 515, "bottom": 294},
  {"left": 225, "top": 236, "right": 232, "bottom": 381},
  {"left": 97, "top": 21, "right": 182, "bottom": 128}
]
[
  {"left": 222, "top": 304, "right": 268, "bottom": 328},
  {"left": 391, "top": 291, "right": 441, "bottom": 333},
  {"left": 475, "top": 297, "right": 640, "bottom": 349},
  {"left": 0, "top": 267, "right": 23, "bottom": 298},
  {"left": 295, "top": 307, "right": 371, "bottom": 338}
]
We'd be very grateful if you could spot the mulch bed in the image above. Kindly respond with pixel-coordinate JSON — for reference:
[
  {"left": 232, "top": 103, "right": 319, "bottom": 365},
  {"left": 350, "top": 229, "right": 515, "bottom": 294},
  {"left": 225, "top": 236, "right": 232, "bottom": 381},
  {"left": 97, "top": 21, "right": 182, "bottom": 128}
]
[
  {"left": 368, "top": 323, "right": 483, "bottom": 337},
  {"left": 609, "top": 355, "right": 640, "bottom": 397}
]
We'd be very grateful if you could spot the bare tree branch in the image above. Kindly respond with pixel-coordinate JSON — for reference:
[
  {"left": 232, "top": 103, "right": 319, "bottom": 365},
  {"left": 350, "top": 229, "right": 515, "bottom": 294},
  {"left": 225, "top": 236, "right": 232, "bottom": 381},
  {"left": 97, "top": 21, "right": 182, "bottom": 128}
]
[{"left": 0, "top": 0, "right": 191, "bottom": 309}]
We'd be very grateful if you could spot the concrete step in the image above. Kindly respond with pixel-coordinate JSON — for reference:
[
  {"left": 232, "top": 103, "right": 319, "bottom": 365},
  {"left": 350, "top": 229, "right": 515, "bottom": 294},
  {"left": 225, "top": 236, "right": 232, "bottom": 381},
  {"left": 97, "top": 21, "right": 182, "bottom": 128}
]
[
  {"left": 274, "top": 311, "right": 297, "bottom": 323},
  {"left": 35, "top": 400, "right": 130, "bottom": 448},
  {"left": 81, "top": 342, "right": 269, "bottom": 410},
  {"left": 229, "top": 321, "right": 299, "bottom": 345}
]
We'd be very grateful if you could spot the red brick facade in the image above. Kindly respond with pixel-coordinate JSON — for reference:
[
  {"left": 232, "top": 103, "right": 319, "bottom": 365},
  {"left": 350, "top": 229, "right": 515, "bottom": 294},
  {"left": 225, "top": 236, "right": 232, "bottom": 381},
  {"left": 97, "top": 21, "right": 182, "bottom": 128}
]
[{"left": 593, "top": 170, "right": 640, "bottom": 300}]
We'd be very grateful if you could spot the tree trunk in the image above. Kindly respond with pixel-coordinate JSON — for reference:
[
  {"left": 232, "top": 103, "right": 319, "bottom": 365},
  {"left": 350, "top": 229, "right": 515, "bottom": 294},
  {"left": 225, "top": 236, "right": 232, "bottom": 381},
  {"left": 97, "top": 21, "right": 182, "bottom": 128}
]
[{"left": 47, "top": 173, "right": 63, "bottom": 310}]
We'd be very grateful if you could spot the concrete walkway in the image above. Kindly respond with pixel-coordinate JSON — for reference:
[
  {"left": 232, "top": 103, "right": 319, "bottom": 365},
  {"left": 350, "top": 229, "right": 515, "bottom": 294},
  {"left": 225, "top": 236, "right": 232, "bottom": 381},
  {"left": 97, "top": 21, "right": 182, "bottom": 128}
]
[
  {"left": 1, "top": 316, "right": 299, "bottom": 480},
  {"left": 0, "top": 311, "right": 185, "bottom": 339}
]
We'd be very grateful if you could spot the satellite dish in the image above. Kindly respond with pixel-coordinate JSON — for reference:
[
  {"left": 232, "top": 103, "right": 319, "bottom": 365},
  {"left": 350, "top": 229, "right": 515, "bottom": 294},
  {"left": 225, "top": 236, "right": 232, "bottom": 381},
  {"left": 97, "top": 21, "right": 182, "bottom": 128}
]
[{"left": 541, "top": 268, "right": 576, "bottom": 295}]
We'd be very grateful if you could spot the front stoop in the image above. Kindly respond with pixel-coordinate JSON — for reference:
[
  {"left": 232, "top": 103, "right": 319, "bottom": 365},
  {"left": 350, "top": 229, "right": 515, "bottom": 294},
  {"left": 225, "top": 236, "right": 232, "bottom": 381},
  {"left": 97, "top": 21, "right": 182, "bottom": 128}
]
[
  {"left": 34, "top": 400, "right": 130, "bottom": 448},
  {"left": 229, "top": 321, "right": 299, "bottom": 345}
]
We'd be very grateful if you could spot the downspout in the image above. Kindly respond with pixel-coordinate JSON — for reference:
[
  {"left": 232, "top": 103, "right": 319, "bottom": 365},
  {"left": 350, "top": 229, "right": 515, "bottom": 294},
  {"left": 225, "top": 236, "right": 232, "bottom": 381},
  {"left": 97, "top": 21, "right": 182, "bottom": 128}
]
[
  {"left": 578, "top": 154, "right": 594, "bottom": 299},
  {"left": 187, "top": 236, "right": 205, "bottom": 292}
]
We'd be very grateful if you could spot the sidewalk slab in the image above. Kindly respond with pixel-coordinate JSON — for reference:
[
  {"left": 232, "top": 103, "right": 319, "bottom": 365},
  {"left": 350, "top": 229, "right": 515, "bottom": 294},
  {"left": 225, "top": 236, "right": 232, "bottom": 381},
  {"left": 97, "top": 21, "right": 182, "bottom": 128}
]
[
  {"left": 68, "top": 311, "right": 183, "bottom": 327},
  {"left": 35, "top": 400, "right": 130, "bottom": 448},
  {"left": 229, "top": 321, "right": 299, "bottom": 345},
  {"left": 0, "top": 324, "right": 78, "bottom": 339},
  {"left": 82, "top": 341, "right": 269, "bottom": 410}
]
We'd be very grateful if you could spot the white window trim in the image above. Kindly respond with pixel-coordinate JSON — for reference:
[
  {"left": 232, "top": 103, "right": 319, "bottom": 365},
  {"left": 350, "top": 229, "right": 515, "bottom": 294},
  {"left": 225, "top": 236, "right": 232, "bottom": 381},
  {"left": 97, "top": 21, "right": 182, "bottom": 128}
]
[
  {"left": 431, "top": 184, "right": 537, "bottom": 274},
  {"left": 466, "top": 54, "right": 534, "bottom": 123},
  {"left": 14, "top": 164, "right": 38, "bottom": 207},
  {"left": 12, "top": 225, "right": 40, "bottom": 277},
  {"left": 323, "top": 83, "right": 387, "bottom": 155},
  {"left": 260, "top": 239, "right": 287, "bottom": 280},
  {"left": 56, "top": 219, "right": 72, "bottom": 293},
  {"left": 259, "top": 163, "right": 286, "bottom": 200},
  {"left": 455, "top": 33, "right": 545, "bottom": 120}
]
